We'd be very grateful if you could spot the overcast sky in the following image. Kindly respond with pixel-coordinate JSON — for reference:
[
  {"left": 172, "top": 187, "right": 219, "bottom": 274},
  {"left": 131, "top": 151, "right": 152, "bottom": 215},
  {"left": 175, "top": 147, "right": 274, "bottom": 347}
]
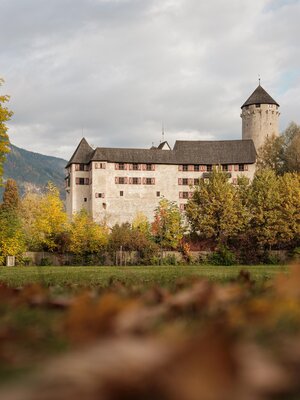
[{"left": 1, "top": 0, "right": 300, "bottom": 160}]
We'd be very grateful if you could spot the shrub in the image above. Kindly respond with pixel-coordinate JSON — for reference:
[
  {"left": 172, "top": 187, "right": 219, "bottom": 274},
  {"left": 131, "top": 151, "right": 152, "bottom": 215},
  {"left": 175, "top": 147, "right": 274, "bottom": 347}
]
[
  {"left": 208, "top": 245, "right": 237, "bottom": 266},
  {"left": 40, "top": 257, "right": 53, "bottom": 266}
]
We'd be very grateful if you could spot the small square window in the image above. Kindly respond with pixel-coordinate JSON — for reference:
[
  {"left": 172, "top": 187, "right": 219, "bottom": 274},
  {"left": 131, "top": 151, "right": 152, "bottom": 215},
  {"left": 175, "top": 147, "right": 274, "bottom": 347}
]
[
  {"left": 133, "top": 163, "right": 139, "bottom": 170},
  {"left": 239, "top": 164, "right": 244, "bottom": 172},
  {"left": 84, "top": 197, "right": 87, "bottom": 202},
  {"left": 119, "top": 177, "right": 125, "bottom": 184},
  {"left": 120, "top": 191, "right": 124, "bottom": 196},
  {"left": 156, "top": 191, "right": 160, "bottom": 197},
  {"left": 182, "top": 178, "right": 188, "bottom": 185},
  {"left": 182, "top": 165, "right": 188, "bottom": 171},
  {"left": 182, "top": 192, "right": 189, "bottom": 199},
  {"left": 222, "top": 164, "right": 228, "bottom": 171},
  {"left": 133, "top": 177, "right": 139, "bottom": 185},
  {"left": 146, "top": 164, "right": 152, "bottom": 171},
  {"left": 207, "top": 165, "right": 212, "bottom": 172},
  {"left": 194, "top": 178, "right": 199, "bottom": 185},
  {"left": 194, "top": 165, "right": 200, "bottom": 171},
  {"left": 119, "top": 163, "right": 125, "bottom": 170},
  {"left": 146, "top": 178, "right": 152, "bottom": 185}
]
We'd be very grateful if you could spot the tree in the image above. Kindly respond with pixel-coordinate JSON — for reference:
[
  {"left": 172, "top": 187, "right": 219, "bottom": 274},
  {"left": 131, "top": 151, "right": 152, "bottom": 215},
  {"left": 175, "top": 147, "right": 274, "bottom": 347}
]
[
  {"left": 132, "top": 212, "right": 150, "bottom": 237},
  {"left": 26, "top": 183, "right": 67, "bottom": 251},
  {"left": 257, "top": 122, "right": 300, "bottom": 174},
  {"left": 277, "top": 173, "right": 300, "bottom": 246},
  {"left": 69, "top": 209, "right": 108, "bottom": 256},
  {"left": 248, "top": 169, "right": 282, "bottom": 249},
  {"left": 151, "top": 198, "right": 184, "bottom": 249},
  {"left": 0, "top": 78, "right": 13, "bottom": 186},
  {"left": 186, "top": 169, "right": 248, "bottom": 244},
  {"left": 2, "top": 178, "right": 19, "bottom": 211},
  {"left": 0, "top": 179, "right": 25, "bottom": 263}
]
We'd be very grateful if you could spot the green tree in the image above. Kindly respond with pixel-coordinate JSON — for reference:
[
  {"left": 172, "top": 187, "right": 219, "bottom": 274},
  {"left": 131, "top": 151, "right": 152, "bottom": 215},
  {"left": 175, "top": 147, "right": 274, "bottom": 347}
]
[
  {"left": 0, "top": 78, "right": 13, "bottom": 186},
  {"left": 186, "top": 169, "right": 247, "bottom": 244},
  {"left": 151, "top": 198, "right": 184, "bottom": 249},
  {"left": 69, "top": 209, "right": 108, "bottom": 256}
]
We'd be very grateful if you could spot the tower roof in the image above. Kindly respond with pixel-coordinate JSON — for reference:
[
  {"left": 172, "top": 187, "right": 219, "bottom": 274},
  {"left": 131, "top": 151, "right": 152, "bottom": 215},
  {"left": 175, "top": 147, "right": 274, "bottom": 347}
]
[
  {"left": 66, "top": 138, "right": 94, "bottom": 167},
  {"left": 241, "top": 85, "right": 279, "bottom": 108}
]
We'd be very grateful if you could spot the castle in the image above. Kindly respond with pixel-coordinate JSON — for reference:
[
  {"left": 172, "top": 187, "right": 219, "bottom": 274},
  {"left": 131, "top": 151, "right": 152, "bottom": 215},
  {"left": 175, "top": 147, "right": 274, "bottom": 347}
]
[{"left": 65, "top": 84, "right": 280, "bottom": 225}]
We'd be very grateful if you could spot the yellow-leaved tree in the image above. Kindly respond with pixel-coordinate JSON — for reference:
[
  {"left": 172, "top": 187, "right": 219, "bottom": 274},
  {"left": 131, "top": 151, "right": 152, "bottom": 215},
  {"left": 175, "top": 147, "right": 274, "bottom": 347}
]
[
  {"left": 23, "top": 183, "right": 67, "bottom": 251},
  {"left": 0, "top": 78, "right": 13, "bottom": 186},
  {"left": 69, "top": 209, "right": 109, "bottom": 256}
]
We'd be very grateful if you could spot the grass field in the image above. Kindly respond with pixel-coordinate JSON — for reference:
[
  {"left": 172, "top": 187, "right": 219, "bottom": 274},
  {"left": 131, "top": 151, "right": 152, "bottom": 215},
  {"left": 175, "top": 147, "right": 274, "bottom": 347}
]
[{"left": 0, "top": 265, "right": 289, "bottom": 288}]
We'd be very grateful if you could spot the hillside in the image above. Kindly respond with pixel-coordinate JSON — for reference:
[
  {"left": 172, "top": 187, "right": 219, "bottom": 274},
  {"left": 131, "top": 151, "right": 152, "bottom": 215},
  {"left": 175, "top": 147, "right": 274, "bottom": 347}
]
[{"left": 1, "top": 144, "right": 67, "bottom": 199}]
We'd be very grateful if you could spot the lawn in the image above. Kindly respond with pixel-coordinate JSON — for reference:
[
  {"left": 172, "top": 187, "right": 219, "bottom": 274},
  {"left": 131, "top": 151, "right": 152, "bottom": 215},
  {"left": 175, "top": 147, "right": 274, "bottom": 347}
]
[{"left": 0, "top": 265, "right": 289, "bottom": 288}]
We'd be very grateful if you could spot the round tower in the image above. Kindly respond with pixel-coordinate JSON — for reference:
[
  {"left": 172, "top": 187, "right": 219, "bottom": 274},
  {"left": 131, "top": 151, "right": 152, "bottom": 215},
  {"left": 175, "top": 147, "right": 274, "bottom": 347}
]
[{"left": 241, "top": 84, "right": 280, "bottom": 151}]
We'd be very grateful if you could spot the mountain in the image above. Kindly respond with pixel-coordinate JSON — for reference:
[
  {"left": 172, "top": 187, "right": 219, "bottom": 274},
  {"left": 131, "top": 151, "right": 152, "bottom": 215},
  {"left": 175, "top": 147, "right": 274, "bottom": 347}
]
[{"left": 1, "top": 144, "right": 67, "bottom": 200}]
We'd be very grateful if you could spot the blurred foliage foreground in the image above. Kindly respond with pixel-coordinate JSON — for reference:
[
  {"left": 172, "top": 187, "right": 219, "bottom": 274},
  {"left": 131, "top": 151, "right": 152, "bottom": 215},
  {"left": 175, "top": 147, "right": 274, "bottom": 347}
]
[{"left": 2, "top": 266, "right": 300, "bottom": 399}]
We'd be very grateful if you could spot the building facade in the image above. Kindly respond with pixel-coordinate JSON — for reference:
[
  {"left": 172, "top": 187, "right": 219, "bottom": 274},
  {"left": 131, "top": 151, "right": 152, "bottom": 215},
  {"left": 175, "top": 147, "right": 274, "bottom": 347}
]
[{"left": 66, "top": 84, "right": 279, "bottom": 225}]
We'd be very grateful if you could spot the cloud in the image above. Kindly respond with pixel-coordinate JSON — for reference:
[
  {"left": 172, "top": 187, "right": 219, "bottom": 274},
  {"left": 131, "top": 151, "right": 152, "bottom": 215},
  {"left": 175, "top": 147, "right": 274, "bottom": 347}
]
[{"left": 1, "top": 0, "right": 300, "bottom": 160}]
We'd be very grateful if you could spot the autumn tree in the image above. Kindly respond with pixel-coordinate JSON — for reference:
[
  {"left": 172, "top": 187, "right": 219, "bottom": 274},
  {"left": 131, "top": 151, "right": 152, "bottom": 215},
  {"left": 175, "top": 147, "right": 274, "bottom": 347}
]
[
  {"left": 69, "top": 209, "right": 108, "bottom": 256},
  {"left": 248, "top": 169, "right": 282, "bottom": 249},
  {"left": 151, "top": 198, "right": 184, "bottom": 249},
  {"left": 21, "top": 183, "right": 67, "bottom": 251},
  {"left": 0, "top": 78, "right": 12, "bottom": 186},
  {"left": 186, "top": 169, "right": 248, "bottom": 244},
  {"left": 257, "top": 122, "right": 300, "bottom": 174},
  {"left": 132, "top": 212, "right": 150, "bottom": 237},
  {"left": 2, "top": 178, "right": 19, "bottom": 210}
]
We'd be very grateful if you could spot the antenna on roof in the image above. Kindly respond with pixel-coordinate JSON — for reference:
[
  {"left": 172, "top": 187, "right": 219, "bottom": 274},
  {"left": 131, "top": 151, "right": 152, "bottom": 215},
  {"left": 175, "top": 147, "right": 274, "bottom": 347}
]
[
  {"left": 258, "top": 74, "right": 261, "bottom": 86},
  {"left": 161, "top": 121, "right": 165, "bottom": 143}
]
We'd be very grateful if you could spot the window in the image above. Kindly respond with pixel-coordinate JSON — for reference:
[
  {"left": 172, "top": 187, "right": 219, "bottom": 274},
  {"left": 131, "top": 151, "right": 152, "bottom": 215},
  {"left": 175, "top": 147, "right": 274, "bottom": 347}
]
[
  {"left": 239, "top": 164, "right": 244, "bottom": 172},
  {"left": 119, "top": 163, "right": 125, "bottom": 170},
  {"left": 76, "top": 177, "right": 85, "bottom": 185},
  {"left": 222, "top": 164, "right": 228, "bottom": 171},
  {"left": 255, "top": 104, "right": 260, "bottom": 108},
  {"left": 119, "top": 177, "right": 126, "bottom": 184},
  {"left": 194, "top": 165, "right": 200, "bottom": 171},
  {"left": 146, "top": 164, "right": 152, "bottom": 171},
  {"left": 120, "top": 191, "right": 124, "bottom": 196},
  {"left": 84, "top": 198, "right": 87, "bottom": 202},
  {"left": 182, "top": 178, "right": 189, "bottom": 185},
  {"left": 182, "top": 192, "right": 189, "bottom": 199},
  {"left": 146, "top": 178, "right": 152, "bottom": 185},
  {"left": 207, "top": 165, "right": 212, "bottom": 172},
  {"left": 79, "top": 164, "right": 85, "bottom": 171},
  {"left": 182, "top": 165, "right": 188, "bottom": 171},
  {"left": 194, "top": 178, "right": 199, "bottom": 185},
  {"left": 95, "top": 162, "right": 106, "bottom": 169},
  {"left": 132, "top": 163, "right": 139, "bottom": 170},
  {"left": 95, "top": 193, "right": 105, "bottom": 198},
  {"left": 156, "top": 191, "right": 160, "bottom": 197},
  {"left": 132, "top": 177, "right": 139, "bottom": 185}
]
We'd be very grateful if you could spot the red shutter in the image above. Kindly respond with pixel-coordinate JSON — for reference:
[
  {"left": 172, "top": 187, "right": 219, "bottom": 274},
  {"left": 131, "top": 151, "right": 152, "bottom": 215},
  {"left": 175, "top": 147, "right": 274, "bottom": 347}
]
[
  {"left": 124, "top": 177, "right": 128, "bottom": 184},
  {"left": 201, "top": 165, "right": 206, "bottom": 172},
  {"left": 232, "top": 178, "right": 237, "bottom": 184},
  {"left": 138, "top": 178, "right": 141, "bottom": 184},
  {"left": 179, "top": 192, "right": 183, "bottom": 198},
  {"left": 129, "top": 164, "right": 133, "bottom": 170},
  {"left": 138, "top": 164, "right": 142, "bottom": 170},
  {"left": 244, "top": 164, "right": 248, "bottom": 171},
  {"left": 84, "top": 178, "right": 89, "bottom": 185},
  {"left": 124, "top": 164, "right": 128, "bottom": 170},
  {"left": 188, "top": 178, "right": 193, "bottom": 185},
  {"left": 180, "top": 204, "right": 184, "bottom": 211},
  {"left": 102, "top": 163, "right": 106, "bottom": 169},
  {"left": 142, "top": 164, "right": 147, "bottom": 171},
  {"left": 75, "top": 177, "right": 79, "bottom": 184},
  {"left": 151, "top": 178, "right": 155, "bottom": 185},
  {"left": 142, "top": 177, "right": 146, "bottom": 184},
  {"left": 151, "top": 164, "right": 156, "bottom": 171},
  {"left": 129, "top": 177, "right": 133, "bottom": 184},
  {"left": 115, "top": 177, "right": 119, "bottom": 184},
  {"left": 102, "top": 193, "right": 105, "bottom": 198},
  {"left": 188, "top": 165, "right": 194, "bottom": 171},
  {"left": 188, "top": 192, "right": 193, "bottom": 199},
  {"left": 178, "top": 178, "right": 182, "bottom": 185},
  {"left": 115, "top": 163, "right": 119, "bottom": 170},
  {"left": 228, "top": 165, "right": 232, "bottom": 171},
  {"left": 234, "top": 165, "right": 238, "bottom": 171},
  {"left": 178, "top": 165, "right": 183, "bottom": 171}
]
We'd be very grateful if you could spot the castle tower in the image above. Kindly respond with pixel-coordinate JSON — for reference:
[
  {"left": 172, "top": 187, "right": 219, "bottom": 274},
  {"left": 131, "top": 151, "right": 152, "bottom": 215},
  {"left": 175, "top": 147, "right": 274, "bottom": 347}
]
[{"left": 241, "top": 84, "right": 280, "bottom": 151}]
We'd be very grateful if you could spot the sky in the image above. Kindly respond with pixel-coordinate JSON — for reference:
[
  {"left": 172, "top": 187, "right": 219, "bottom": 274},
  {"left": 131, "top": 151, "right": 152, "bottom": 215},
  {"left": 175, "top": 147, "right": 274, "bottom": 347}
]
[{"left": 1, "top": 0, "right": 300, "bottom": 160}]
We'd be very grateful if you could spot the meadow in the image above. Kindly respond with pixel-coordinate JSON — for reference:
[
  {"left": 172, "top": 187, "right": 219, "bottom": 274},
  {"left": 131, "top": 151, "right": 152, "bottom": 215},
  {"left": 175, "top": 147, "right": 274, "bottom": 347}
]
[{"left": 0, "top": 265, "right": 288, "bottom": 288}]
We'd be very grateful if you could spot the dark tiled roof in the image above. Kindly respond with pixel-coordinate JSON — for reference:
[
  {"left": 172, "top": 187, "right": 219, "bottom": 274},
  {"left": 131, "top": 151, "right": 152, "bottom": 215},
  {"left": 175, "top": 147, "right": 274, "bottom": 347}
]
[
  {"left": 242, "top": 85, "right": 279, "bottom": 108},
  {"left": 66, "top": 138, "right": 94, "bottom": 167},
  {"left": 66, "top": 139, "right": 257, "bottom": 166}
]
